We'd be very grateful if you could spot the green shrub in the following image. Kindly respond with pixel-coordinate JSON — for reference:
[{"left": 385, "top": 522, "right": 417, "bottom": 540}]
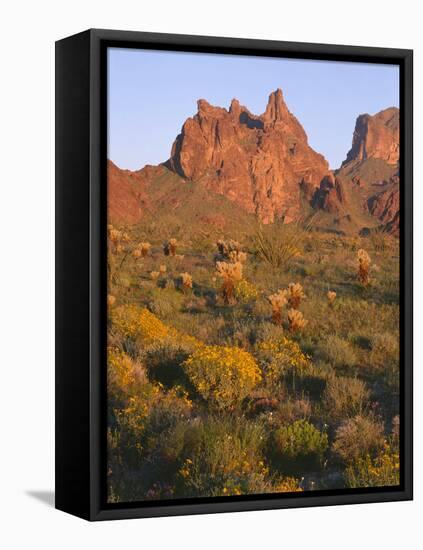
[
  {"left": 175, "top": 417, "right": 269, "bottom": 497},
  {"left": 235, "top": 279, "right": 259, "bottom": 303},
  {"left": 109, "top": 381, "right": 192, "bottom": 472},
  {"left": 272, "top": 419, "right": 328, "bottom": 471}
]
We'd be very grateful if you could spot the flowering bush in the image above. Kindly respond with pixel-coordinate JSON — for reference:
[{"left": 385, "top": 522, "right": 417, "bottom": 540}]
[
  {"left": 111, "top": 305, "right": 169, "bottom": 342},
  {"left": 256, "top": 337, "right": 312, "bottom": 384},
  {"left": 272, "top": 477, "right": 304, "bottom": 493},
  {"left": 111, "top": 383, "right": 192, "bottom": 470},
  {"left": 108, "top": 348, "right": 139, "bottom": 394},
  {"left": 345, "top": 441, "right": 399, "bottom": 488},
  {"left": 235, "top": 279, "right": 259, "bottom": 303},
  {"left": 111, "top": 305, "right": 200, "bottom": 349},
  {"left": 183, "top": 345, "right": 262, "bottom": 409}
]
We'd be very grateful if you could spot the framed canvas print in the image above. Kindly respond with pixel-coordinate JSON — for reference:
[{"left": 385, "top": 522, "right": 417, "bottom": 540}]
[{"left": 55, "top": 29, "right": 413, "bottom": 521}]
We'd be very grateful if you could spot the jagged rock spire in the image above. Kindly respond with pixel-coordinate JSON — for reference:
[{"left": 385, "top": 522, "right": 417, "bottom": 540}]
[{"left": 263, "top": 88, "right": 289, "bottom": 124}]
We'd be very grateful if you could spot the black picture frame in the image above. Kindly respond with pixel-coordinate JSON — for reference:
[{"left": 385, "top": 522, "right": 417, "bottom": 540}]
[{"left": 55, "top": 28, "right": 413, "bottom": 521}]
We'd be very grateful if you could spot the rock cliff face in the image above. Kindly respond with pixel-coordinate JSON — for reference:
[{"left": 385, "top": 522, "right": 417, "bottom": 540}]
[
  {"left": 367, "top": 174, "right": 400, "bottom": 236},
  {"left": 337, "top": 107, "right": 400, "bottom": 235},
  {"left": 311, "top": 174, "right": 347, "bottom": 214},
  {"left": 167, "top": 89, "right": 330, "bottom": 223},
  {"left": 342, "top": 107, "right": 399, "bottom": 166}
]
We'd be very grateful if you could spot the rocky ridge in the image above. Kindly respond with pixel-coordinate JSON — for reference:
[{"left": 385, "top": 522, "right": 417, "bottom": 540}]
[{"left": 108, "top": 92, "right": 400, "bottom": 235}]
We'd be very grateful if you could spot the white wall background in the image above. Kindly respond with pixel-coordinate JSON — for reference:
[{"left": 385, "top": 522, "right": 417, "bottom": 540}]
[{"left": 0, "top": 1, "right": 420, "bottom": 548}]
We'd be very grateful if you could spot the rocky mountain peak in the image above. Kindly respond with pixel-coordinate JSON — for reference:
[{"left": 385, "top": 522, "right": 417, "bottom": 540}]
[
  {"left": 166, "top": 90, "right": 329, "bottom": 223},
  {"left": 343, "top": 107, "right": 399, "bottom": 166},
  {"left": 263, "top": 88, "right": 288, "bottom": 124}
]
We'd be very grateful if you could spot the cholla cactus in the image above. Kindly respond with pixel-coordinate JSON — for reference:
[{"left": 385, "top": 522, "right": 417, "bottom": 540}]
[
  {"left": 357, "top": 249, "right": 371, "bottom": 285},
  {"left": 164, "top": 238, "right": 178, "bottom": 256},
  {"left": 108, "top": 226, "right": 123, "bottom": 254},
  {"left": 107, "top": 294, "right": 116, "bottom": 307},
  {"left": 268, "top": 290, "right": 288, "bottom": 325},
  {"left": 327, "top": 290, "right": 337, "bottom": 305},
  {"left": 169, "top": 238, "right": 177, "bottom": 256},
  {"left": 108, "top": 225, "right": 130, "bottom": 251},
  {"left": 217, "top": 238, "right": 242, "bottom": 258},
  {"left": 288, "top": 309, "right": 307, "bottom": 332},
  {"left": 216, "top": 239, "right": 226, "bottom": 255},
  {"left": 132, "top": 248, "right": 142, "bottom": 259},
  {"left": 287, "top": 282, "right": 306, "bottom": 309},
  {"left": 229, "top": 250, "right": 248, "bottom": 263},
  {"left": 150, "top": 271, "right": 160, "bottom": 281},
  {"left": 108, "top": 227, "right": 122, "bottom": 243},
  {"left": 180, "top": 272, "right": 193, "bottom": 292},
  {"left": 140, "top": 242, "right": 151, "bottom": 258},
  {"left": 159, "top": 264, "right": 167, "bottom": 274},
  {"left": 216, "top": 261, "right": 243, "bottom": 304}
]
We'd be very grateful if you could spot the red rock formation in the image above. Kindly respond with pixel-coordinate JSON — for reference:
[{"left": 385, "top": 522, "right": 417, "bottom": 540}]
[
  {"left": 367, "top": 176, "right": 400, "bottom": 236},
  {"left": 343, "top": 107, "right": 399, "bottom": 166},
  {"left": 312, "top": 174, "right": 347, "bottom": 214},
  {"left": 168, "top": 89, "right": 330, "bottom": 223},
  {"left": 108, "top": 95, "right": 400, "bottom": 236}
]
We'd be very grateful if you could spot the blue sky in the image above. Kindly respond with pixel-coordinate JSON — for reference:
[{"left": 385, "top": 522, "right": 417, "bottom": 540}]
[{"left": 108, "top": 48, "right": 399, "bottom": 171}]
